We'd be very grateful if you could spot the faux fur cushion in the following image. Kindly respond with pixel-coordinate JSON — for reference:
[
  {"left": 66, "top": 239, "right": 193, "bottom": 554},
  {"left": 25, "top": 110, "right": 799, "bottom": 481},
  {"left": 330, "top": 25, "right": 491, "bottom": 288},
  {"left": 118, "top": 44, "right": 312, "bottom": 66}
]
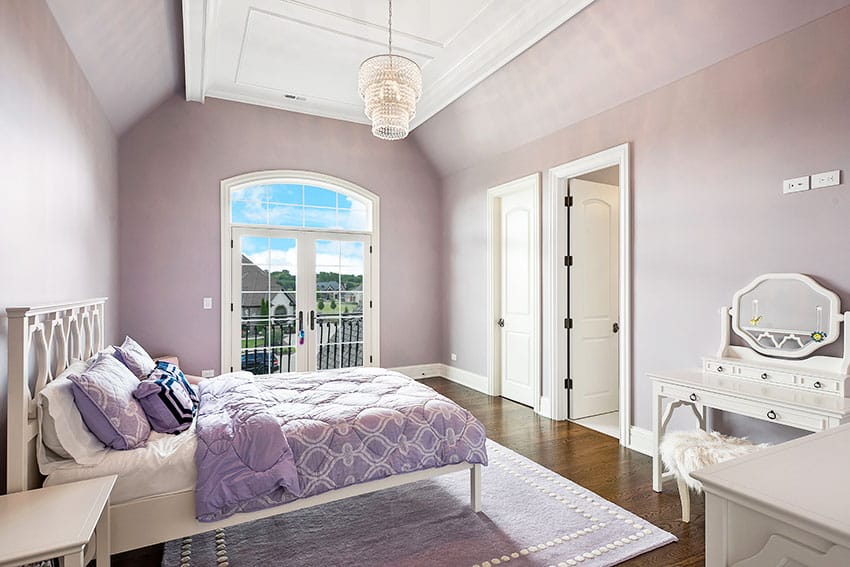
[{"left": 659, "top": 430, "right": 770, "bottom": 492}]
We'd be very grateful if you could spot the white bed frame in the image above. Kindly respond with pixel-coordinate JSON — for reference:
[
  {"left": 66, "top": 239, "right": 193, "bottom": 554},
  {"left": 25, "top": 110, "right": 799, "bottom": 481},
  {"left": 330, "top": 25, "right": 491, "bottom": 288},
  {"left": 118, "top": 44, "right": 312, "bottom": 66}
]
[{"left": 6, "top": 298, "right": 483, "bottom": 554}]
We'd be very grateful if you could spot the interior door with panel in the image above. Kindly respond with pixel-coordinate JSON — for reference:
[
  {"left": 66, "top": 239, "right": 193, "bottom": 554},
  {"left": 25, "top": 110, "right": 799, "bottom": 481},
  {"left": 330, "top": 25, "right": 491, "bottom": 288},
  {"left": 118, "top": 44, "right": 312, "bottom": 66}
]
[
  {"left": 568, "top": 179, "right": 619, "bottom": 419},
  {"left": 498, "top": 184, "right": 538, "bottom": 407}
]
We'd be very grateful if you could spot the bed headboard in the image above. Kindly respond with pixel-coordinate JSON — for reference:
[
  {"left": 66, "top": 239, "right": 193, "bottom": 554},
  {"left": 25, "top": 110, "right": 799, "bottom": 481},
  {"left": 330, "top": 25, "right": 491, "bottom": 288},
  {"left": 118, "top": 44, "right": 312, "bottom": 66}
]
[{"left": 6, "top": 298, "right": 107, "bottom": 493}]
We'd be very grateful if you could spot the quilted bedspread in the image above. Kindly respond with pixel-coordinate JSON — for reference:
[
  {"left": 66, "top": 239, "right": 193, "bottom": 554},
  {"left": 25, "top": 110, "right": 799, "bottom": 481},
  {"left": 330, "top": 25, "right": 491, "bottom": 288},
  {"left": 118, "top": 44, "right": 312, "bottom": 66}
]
[{"left": 194, "top": 367, "right": 488, "bottom": 521}]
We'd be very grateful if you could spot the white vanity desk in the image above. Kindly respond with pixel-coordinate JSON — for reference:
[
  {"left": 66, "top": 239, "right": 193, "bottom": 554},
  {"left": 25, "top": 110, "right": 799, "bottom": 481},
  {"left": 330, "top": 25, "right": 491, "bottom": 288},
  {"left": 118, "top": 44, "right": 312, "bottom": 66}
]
[
  {"left": 650, "top": 273, "right": 850, "bottom": 565},
  {"left": 649, "top": 368, "right": 850, "bottom": 492}
]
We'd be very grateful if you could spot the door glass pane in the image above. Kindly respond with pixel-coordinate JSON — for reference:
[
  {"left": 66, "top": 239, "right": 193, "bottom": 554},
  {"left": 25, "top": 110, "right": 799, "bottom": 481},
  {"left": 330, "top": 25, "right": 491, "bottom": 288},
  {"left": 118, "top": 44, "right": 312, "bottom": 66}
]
[
  {"left": 315, "top": 240, "right": 365, "bottom": 369},
  {"left": 240, "top": 236, "right": 298, "bottom": 374}
]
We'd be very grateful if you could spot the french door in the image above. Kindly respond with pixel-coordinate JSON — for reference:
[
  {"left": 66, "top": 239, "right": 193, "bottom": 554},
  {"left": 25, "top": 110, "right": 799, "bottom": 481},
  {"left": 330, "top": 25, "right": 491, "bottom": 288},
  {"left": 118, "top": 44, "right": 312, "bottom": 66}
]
[{"left": 229, "top": 227, "right": 372, "bottom": 374}]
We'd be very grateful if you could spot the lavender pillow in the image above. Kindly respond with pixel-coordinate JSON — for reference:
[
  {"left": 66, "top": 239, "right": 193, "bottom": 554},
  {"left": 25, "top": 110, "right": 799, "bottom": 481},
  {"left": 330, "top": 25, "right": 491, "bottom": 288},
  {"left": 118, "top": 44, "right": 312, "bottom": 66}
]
[
  {"left": 114, "top": 336, "right": 156, "bottom": 378},
  {"left": 69, "top": 354, "right": 151, "bottom": 450},
  {"left": 135, "top": 362, "right": 198, "bottom": 434}
]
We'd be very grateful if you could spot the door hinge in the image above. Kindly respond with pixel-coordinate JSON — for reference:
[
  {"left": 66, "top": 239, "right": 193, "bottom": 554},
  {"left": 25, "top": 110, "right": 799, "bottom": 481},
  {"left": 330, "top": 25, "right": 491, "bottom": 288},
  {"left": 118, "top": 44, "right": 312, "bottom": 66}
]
[
  {"left": 369, "top": 355, "right": 373, "bottom": 363},
  {"left": 230, "top": 239, "right": 234, "bottom": 248},
  {"left": 369, "top": 245, "right": 373, "bottom": 253},
  {"left": 230, "top": 366, "right": 234, "bottom": 372},
  {"left": 565, "top": 378, "right": 573, "bottom": 389},
  {"left": 565, "top": 195, "right": 573, "bottom": 207},
  {"left": 564, "top": 255, "right": 573, "bottom": 267},
  {"left": 369, "top": 300, "right": 373, "bottom": 308},
  {"left": 564, "top": 317, "right": 573, "bottom": 329},
  {"left": 230, "top": 303, "right": 234, "bottom": 312}
]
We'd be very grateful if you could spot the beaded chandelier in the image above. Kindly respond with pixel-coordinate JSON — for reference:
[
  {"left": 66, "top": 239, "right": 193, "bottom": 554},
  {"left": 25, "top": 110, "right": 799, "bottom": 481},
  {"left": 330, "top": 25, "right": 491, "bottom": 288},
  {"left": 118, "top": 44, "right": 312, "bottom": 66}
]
[{"left": 358, "top": 0, "right": 422, "bottom": 141}]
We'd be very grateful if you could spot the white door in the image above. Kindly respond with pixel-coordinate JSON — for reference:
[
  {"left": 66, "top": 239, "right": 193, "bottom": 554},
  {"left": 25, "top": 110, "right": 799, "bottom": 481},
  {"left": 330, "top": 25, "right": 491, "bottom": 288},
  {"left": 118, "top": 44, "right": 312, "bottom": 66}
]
[
  {"left": 568, "top": 179, "right": 619, "bottom": 419},
  {"left": 497, "top": 180, "right": 539, "bottom": 407},
  {"left": 230, "top": 228, "right": 371, "bottom": 374}
]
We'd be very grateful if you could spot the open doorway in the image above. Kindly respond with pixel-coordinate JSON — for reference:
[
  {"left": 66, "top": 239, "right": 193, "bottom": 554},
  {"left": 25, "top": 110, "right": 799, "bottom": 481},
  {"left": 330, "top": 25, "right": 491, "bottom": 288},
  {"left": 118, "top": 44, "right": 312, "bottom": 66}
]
[
  {"left": 545, "top": 144, "right": 631, "bottom": 445},
  {"left": 568, "top": 166, "right": 620, "bottom": 438}
]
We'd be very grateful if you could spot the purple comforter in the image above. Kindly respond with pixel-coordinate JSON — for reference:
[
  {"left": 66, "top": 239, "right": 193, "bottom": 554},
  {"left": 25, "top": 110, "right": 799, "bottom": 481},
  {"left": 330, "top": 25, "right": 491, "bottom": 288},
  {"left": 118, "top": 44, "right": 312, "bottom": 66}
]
[{"left": 194, "top": 367, "right": 488, "bottom": 521}]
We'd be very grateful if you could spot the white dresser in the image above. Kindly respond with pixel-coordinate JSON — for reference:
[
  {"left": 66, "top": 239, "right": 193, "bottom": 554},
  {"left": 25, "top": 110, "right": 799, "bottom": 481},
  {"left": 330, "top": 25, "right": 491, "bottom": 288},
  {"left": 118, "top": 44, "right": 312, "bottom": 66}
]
[{"left": 692, "top": 424, "right": 850, "bottom": 567}]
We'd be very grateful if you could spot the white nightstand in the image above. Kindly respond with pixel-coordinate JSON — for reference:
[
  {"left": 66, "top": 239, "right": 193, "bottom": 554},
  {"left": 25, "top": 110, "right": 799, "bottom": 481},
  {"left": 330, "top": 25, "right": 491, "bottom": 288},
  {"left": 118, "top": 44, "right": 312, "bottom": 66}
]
[{"left": 0, "top": 475, "right": 117, "bottom": 567}]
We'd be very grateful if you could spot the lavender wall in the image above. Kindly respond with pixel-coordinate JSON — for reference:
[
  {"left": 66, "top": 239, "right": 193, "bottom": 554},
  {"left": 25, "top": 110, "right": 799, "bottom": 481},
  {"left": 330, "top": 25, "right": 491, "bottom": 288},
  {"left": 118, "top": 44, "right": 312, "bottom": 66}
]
[
  {"left": 118, "top": 96, "right": 442, "bottom": 375},
  {"left": 421, "top": 7, "right": 850, "bottom": 440},
  {"left": 0, "top": 0, "right": 119, "bottom": 490}
]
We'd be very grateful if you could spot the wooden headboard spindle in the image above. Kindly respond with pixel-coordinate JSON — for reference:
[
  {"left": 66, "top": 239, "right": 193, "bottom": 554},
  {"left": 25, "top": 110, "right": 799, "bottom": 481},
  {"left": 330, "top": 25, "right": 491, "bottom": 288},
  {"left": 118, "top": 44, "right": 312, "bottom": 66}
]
[{"left": 6, "top": 298, "right": 107, "bottom": 493}]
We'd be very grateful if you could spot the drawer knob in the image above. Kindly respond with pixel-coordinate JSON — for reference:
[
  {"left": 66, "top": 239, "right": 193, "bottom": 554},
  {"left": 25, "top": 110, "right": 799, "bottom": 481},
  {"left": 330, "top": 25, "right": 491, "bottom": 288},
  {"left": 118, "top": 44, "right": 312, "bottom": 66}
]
[
  {"left": 689, "top": 393, "right": 698, "bottom": 402},
  {"left": 814, "top": 381, "right": 823, "bottom": 389},
  {"left": 761, "top": 373, "right": 768, "bottom": 380},
  {"left": 767, "top": 410, "right": 777, "bottom": 420},
  {"left": 716, "top": 366, "right": 724, "bottom": 373}
]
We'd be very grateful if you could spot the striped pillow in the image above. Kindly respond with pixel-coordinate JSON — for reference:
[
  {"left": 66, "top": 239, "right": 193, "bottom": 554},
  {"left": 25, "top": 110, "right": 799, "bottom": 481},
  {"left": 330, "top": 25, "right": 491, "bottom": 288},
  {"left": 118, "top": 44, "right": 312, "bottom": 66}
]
[{"left": 134, "top": 362, "right": 199, "bottom": 433}]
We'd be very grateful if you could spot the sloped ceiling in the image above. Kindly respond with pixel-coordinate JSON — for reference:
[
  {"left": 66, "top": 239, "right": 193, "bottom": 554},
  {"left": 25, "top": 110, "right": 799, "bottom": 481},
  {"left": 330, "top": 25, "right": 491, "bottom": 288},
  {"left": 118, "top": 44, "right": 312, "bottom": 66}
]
[
  {"left": 411, "top": 0, "right": 850, "bottom": 177},
  {"left": 46, "top": 0, "right": 183, "bottom": 134}
]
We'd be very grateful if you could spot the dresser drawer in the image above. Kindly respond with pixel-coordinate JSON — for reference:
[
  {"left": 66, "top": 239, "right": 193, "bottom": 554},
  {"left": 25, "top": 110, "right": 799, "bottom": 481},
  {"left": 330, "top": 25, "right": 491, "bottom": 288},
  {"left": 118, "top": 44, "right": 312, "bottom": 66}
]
[{"left": 659, "top": 383, "right": 828, "bottom": 431}]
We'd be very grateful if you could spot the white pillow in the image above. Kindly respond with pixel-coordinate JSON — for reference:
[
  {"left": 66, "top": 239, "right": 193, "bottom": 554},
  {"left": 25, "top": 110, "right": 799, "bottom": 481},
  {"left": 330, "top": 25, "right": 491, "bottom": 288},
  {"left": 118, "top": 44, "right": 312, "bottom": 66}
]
[{"left": 37, "top": 360, "right": 109, "bottom": 474}]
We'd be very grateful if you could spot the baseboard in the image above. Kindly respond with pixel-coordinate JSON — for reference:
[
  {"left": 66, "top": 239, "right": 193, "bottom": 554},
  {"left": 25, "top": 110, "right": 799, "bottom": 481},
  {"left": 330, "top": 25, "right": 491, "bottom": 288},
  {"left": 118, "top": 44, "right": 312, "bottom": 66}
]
[
  {"left": 391, "top": 363, "right": 490, "bottom": 395},
  {"left": 389, "top": 364, "right": 443, "bottom": 379},
  {"left": 628, "top": 426, "right": 653, "bottom": 457},
  {"left": 440, "top": 364, "right": 490, "bottom": 394}
]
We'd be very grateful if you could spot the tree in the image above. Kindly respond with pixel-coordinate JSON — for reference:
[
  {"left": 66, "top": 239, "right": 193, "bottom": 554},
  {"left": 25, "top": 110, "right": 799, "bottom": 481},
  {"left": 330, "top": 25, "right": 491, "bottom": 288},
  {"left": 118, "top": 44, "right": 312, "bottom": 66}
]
[
  {"left": 317, "top": 298, "right": 325, "bottom": 310},
  {"left": 330, "top": 298, "right": 337, "bottom": 310}
]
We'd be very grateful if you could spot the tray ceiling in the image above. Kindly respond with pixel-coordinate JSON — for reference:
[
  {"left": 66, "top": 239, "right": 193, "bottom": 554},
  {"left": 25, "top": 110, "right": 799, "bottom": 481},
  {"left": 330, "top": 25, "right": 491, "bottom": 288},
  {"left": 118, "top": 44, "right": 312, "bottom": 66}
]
[{"left": 183, "top": 0, "right": 595, "bottom": 130}]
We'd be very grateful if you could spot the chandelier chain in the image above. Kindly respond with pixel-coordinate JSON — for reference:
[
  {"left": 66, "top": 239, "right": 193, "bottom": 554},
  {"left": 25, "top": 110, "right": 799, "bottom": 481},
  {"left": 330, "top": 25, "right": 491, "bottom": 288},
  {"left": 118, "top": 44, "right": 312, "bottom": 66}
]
[{"left": 388, "top": 0, "right": 393, "bottom": 55}]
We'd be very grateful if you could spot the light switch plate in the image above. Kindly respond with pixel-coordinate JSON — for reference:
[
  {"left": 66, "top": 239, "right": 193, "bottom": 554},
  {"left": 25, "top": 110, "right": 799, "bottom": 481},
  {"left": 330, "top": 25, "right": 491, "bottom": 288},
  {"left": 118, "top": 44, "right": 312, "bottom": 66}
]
[
  {"left": 203, "top": 297, "right": 213, "bottom": 309},
  {"left": 811, "top": 170, "right": 841, "bottom": 189},
  {"left": 783, "top": 176, "right": 810, "bottom": 194},
  {"left": 201, "top": 369, "right": 215, "bottom": 377},
  {"left": 451, "top": 353, "right": 457, "bottom": 361}
]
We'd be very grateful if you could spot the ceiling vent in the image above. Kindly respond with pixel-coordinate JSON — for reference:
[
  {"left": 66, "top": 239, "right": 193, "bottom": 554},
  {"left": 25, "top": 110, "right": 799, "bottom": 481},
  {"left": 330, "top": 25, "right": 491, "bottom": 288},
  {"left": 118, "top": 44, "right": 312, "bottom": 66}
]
[{"left": 283, "top": 94, "right": 307, "bottom": 102}]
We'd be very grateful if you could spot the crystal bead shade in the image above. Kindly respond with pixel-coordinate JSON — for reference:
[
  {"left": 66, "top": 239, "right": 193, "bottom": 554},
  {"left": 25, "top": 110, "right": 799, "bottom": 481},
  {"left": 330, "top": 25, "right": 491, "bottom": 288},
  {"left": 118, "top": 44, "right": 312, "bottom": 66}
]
[{"left": 358, "top": 54, "right": 422, "bottom": 141}]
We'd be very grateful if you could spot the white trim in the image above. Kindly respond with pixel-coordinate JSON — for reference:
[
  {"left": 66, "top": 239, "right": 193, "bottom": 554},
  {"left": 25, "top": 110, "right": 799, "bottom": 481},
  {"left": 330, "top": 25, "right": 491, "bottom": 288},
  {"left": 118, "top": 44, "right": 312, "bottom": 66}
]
[
  {"left": 390, "top": 364, "right": 443, "bottom": 380},
  {"left": 441, "top": 364, "right": 490, "bottom": 395},
  {"left": 627, "top": 426, "right": 653, "bottom": 457},
  {"left": 220, "top": 170, "right": 380, "bottom": 373},
  {"left": 546, "top": 143, "right": 631, "bottom": 443},
  {"left": 486, "top": 173, "right": 542, "bottom": 410}
]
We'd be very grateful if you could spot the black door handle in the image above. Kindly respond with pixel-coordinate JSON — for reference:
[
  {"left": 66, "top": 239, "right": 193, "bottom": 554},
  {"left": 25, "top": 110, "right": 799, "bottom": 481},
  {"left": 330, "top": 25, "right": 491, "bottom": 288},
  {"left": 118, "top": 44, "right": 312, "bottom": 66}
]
[
  {"left": 310, "top": 310, "right": 315, "bottom": 331},
  {"left": 497, "top": 318, "right": 505, "bottom": 328},
  {"left": 613, "top": 322, "right": 619, "bottom": 333}
]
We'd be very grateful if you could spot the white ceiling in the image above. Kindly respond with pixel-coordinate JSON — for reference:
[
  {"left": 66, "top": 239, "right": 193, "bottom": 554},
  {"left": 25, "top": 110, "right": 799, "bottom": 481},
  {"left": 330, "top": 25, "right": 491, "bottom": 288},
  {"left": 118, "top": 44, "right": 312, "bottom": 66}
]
[
  {"left": 46, "top": 0, "right": 183, "bottom": 134},
  {"left": 183, "top": 0, "right": 595, "bottom": 130}
]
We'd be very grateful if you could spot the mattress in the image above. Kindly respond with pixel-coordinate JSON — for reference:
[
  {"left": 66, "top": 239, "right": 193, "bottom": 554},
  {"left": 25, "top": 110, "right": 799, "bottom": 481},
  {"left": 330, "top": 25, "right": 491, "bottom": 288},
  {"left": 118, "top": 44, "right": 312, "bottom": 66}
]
[{"left": 43, "top": 422, "right": 198, "bottom": 504}]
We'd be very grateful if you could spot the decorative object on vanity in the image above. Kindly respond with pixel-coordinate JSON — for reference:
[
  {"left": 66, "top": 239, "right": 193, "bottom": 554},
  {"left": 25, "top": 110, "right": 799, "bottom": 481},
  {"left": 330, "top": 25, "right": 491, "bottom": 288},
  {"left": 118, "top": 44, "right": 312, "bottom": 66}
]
[
  {"left": 705, "top": 272, "right": 850, "bottom": 396},
  {"left": 692, "top": 424, "right": 850, "bottom": 566},
  {"left": 164, "top": 440, "right": 676, "bottom": 567},
  {"left": 660, "top": 430, "right": 768, "bottom": 523},
  {"left": 649, "top": 273, "right": 850, "bottom": 497},
  {"left": 358, "top": 0, "right": 423, "bottom": 141}
]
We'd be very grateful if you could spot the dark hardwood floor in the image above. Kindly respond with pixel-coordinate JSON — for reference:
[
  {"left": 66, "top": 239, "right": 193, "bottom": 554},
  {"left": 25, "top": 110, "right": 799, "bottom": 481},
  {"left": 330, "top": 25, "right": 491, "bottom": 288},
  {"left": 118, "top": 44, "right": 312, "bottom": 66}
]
[{"left": 115, "top": 377, "right": 704, "bottom": 566}]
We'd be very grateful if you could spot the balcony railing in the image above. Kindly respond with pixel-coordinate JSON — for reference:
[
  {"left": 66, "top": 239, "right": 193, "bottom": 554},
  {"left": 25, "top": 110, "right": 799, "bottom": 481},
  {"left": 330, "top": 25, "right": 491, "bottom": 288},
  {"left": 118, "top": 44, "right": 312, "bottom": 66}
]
[{"left": 240, "top": 317, "right": 363, "bottom": 373}]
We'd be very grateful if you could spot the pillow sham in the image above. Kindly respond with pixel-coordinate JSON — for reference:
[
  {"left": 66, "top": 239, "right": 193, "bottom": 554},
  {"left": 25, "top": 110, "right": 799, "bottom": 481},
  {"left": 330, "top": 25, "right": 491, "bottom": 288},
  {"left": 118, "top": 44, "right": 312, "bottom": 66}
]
[
  {"left": 113, "top": 335, "right": 156, "bottom": 378},
  {"left": 69, "top": 354, "right": 151, "bottom": 450},
  {"left": 134, "top": 362, "right": 198, "bottom": 434},
  {"left": 37, "top": 361, "right": 110, "bottom": 474}
]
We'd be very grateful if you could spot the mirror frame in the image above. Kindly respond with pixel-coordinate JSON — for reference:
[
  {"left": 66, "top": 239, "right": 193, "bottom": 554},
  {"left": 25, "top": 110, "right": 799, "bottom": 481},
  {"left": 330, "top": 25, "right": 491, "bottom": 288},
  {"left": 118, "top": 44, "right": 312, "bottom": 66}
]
[{"left": 730, "top": 273, "right": 841, "bottom": 359}]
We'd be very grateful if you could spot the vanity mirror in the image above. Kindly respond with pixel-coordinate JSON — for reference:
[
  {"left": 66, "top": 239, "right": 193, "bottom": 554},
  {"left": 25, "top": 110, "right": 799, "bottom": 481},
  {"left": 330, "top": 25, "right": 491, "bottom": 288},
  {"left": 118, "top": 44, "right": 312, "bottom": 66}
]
[
  {"left": 731, "top": 273, "right": 841, "bottom": 358},
  {"left": 704, "top": 273, "right": 850, "bottom": 397}
]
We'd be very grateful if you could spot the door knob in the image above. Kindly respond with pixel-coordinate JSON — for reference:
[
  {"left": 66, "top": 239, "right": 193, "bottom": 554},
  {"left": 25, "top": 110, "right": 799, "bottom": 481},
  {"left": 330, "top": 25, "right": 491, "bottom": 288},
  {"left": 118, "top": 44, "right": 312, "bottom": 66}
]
[
  {"left": 612, "top": 322, "right": 619, "bottom": 333},
  {"left": 497, "top": 318, "right": 505, "bottom": 328}
]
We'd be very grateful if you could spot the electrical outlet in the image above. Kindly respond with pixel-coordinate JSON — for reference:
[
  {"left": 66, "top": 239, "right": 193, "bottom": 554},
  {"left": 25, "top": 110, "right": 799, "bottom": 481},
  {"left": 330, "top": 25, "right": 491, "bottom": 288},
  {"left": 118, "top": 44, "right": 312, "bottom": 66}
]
[
  {"left": 203, "top": 297, "right": 213, "bottom": 309},
  {"left": 811, "top": 170, "right": 841, "bottom": 189},
  {"left": 783, "top": 176, "right": 810, "bottom": 194},
  {"left": 201, "top": 369, "right": 215, "bottom": 378},
  {"left": 450, "top": 353, "right": 457, "bottom": 361}
]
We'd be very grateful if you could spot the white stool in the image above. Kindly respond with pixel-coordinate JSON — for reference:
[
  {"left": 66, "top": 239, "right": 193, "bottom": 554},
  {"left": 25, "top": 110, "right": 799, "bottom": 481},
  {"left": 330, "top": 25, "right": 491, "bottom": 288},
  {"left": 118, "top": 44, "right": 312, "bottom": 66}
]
[{"left": 660, "top": 429, "right": 768, "bottom": 522}]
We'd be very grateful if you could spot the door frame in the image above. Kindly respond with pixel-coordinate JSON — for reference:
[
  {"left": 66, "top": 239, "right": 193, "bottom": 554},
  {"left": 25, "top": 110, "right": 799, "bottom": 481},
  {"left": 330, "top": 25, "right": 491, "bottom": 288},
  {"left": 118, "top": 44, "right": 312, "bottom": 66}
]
[
  {"left": 545, "top": 143, "right": 631, "bottom": 444},
  {"left": 220, "top": 170, "right": 380, "bottom": 374},
  {"left": 486, "top": 173, "right": 541, "bottom": 411}
]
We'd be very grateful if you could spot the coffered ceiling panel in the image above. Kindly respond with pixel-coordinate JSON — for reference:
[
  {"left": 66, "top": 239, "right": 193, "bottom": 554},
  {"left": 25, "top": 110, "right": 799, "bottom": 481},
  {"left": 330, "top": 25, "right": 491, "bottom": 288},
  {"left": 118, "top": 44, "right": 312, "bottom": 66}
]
[{"left": 183, "top": 0, "right": 595, "bottom": 129}]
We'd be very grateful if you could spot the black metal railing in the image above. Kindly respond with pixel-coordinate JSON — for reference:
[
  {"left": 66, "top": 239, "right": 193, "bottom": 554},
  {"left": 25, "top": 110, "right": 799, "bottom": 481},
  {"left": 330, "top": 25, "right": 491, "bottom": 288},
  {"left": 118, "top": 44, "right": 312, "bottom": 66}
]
[{"left": 240, "top": 317, "right": 363, "bottom": 373}]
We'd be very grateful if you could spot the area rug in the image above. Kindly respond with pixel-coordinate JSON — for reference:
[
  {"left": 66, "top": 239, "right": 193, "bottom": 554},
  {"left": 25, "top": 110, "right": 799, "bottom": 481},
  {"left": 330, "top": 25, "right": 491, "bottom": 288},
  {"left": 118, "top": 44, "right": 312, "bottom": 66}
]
[{"left": 163, "top": 441, "right": 675, "bottom": 567}]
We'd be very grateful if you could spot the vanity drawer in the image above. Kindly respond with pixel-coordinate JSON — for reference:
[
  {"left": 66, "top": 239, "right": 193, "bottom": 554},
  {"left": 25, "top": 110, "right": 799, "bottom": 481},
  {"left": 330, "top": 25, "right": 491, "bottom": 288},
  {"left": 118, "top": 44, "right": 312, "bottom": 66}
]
[
  {"left": 735, "top": 365, "right": 797, "bottom": 388},
  {"left": 660, "top": 384, "right": 828, "bottom": 431}
]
